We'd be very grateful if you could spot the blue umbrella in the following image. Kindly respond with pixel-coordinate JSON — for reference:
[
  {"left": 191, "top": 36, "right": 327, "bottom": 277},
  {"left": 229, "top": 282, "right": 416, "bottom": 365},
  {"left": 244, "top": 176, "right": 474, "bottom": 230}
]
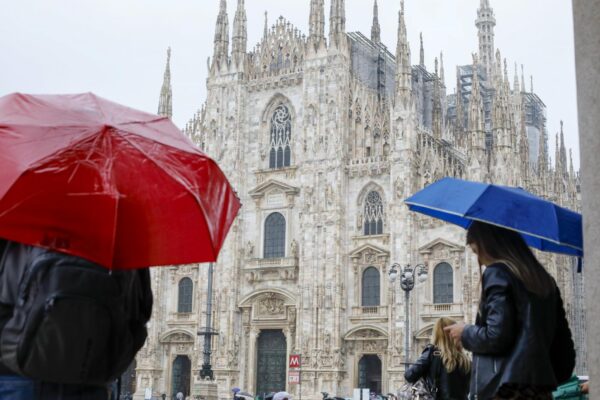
[{"left": 404, "top": 177, "right": 583, "bottom": 257}]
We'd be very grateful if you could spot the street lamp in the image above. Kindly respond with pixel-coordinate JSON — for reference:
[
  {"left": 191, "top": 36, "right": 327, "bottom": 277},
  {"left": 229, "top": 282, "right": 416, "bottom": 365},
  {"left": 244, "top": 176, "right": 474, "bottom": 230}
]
[
  {"left": 197, "top": 262, "right": 219, "bottom": 380},
  {"left": 388, "top": 263, "right": 428, "bottom": 366}
]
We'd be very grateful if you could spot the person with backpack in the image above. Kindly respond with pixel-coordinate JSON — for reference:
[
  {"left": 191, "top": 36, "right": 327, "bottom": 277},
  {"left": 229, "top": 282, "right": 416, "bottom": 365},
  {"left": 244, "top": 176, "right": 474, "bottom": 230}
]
[
  {"left": 0, "top": 239, "right": 153, "bottom": 399},
  {"left": 444, "top": 221, "right": 576, "bottom": 400},
  {"left": 404, "top": 317, "right": 471, "bottom": 400}
]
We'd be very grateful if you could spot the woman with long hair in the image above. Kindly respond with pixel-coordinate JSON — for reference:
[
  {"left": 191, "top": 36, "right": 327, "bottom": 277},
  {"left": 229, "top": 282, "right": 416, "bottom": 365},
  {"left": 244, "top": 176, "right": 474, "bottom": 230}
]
[
  {"left": 404, "top": 317, "right": 471, "bottom": 400},
  {"left": 444, "top": 221, "right": 575, "bottom": 399}
]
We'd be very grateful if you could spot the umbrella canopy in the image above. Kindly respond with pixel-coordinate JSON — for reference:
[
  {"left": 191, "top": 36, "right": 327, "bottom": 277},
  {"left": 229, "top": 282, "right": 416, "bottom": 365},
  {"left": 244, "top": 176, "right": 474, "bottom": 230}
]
[
  {"left": 404, "top": 177, "right": 583, "bottom": 257},
  {"left": 0, "top": 93, "right": 240, "bottom": 269}
]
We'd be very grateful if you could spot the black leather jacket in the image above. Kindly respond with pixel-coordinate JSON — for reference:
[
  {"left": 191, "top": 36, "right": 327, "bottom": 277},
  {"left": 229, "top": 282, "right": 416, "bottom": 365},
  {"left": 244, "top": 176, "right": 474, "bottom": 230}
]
[
  {"left": 405, "top": 345, "right": 470, "bottom": 400},
  {"left": 461, "top": 263, "right": 575, "bottom": 399}
]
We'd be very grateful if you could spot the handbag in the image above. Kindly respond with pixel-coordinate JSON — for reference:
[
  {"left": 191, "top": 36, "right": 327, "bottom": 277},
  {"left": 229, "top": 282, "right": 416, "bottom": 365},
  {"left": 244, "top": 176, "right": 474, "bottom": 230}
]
[
  {"left": 398, "top": 379, "right": 436, "bottom": 400},
  {"left": 398, "top": 348, "right": 442, "bottom": 400}
]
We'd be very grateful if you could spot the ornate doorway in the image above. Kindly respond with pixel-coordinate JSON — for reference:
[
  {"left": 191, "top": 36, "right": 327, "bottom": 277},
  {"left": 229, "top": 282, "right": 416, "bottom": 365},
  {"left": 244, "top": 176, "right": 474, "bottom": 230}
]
[
  {"left": 256, "top": 330, "right": 287, "bottom": 396},
  {"left": 171, "top": 355, "right": 191, "bottom": 398},
  {"left": 358, "top": 355, "right": 382, "bottom": 394}
]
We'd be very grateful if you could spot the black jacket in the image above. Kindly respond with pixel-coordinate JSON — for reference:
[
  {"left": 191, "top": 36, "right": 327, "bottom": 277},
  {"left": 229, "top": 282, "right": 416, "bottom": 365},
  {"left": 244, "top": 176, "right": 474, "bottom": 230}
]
[
  {"left": 461, "top": 262, "right": 575, "bottom": 399},
  {"left": 405, "top": 345, "right": 470, "bottom": 400}
]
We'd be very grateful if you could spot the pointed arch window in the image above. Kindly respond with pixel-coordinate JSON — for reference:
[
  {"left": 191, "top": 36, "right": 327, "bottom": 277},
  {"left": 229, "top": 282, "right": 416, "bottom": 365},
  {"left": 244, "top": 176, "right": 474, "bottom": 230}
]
[
  {"left": 362, "top": 267, "right": 381, "bottom": 307},
  {"left": 364, "top": 191, "right": 384, "bottom": 235},
  {"left": 433, "top": 262, "right": 453, "bottom": 304},
  {"left": 264, "top": 212, "right": 286, "bottom": 258},
  {"left": 178, "top": 277, "right": 193, "bottom": 313},
  {"left": 269, "top": 105, "right": 292, "bottom": 169}
]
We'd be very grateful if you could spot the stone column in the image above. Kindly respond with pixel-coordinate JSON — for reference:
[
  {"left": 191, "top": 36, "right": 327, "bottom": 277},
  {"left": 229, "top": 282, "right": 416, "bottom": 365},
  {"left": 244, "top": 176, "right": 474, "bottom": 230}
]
[
  {"left": 247, "top": 328, "right": 260, "bottom": 394},
  {"left": 284, "top": 327, "right": 292, "bottom": 392},
  {"left": 573, "top": 0, "right": 600, "bottom": 393}
]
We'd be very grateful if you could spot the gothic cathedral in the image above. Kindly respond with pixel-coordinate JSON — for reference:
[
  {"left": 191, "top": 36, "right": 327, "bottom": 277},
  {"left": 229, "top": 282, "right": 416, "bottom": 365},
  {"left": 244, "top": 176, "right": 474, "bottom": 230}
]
[{"left": 135, "top": 1, "right": 583, "bottom": 398}]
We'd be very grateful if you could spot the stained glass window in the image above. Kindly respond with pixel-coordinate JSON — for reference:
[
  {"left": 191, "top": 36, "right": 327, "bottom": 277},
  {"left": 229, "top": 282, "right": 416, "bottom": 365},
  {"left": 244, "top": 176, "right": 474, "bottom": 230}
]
[
  {"left": 362, "top": 267, "right": 381, "bottom": 307},
  {"left": 178, "top": 278, "right": 193, "bottom": 313},
  {"left": 364, "top": 191, "right": 384, "bottom": 235},
  {"left": 433, "top": 262, "right": 453, "bottom": 304},
  {"left": 269, "top": 105, "right": 292, "bottom": 169},
  {"left": 264, "top": 212, "right": 286, "bottom": 258}
]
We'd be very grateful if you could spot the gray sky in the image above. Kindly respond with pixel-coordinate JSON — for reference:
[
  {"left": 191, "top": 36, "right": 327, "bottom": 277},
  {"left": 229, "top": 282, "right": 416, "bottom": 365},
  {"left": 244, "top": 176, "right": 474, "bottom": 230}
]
[{"left": 0, "top": 0, "right": 579, "bottom": 167}]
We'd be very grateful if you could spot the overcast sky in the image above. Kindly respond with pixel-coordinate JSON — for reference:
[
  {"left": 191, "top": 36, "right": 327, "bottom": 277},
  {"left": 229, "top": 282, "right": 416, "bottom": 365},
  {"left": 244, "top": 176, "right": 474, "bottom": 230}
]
[{"left": 0, "top": 0, "right": 579, "bottom": 167}]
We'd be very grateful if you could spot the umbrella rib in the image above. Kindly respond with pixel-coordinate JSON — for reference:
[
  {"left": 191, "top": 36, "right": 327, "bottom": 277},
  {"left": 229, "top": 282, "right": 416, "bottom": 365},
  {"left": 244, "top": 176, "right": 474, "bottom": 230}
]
[{"left": 115, "top": 131, "right": 218, "bottom": 260}]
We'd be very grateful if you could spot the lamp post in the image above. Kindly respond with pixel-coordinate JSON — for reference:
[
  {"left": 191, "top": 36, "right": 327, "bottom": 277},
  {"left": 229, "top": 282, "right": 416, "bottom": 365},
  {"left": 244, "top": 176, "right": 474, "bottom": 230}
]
[
  {"left": 198, "top": 262, "right": 219, "bottom": 380},
  {"left": 388, "top": 263, "right": 428, "bottom": 366}
]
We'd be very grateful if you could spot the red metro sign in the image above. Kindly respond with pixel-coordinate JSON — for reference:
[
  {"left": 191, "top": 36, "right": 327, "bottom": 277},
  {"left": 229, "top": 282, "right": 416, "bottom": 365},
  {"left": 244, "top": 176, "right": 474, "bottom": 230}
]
[{"left": 289, "top": 354, "right": 301, "bottom": 368}]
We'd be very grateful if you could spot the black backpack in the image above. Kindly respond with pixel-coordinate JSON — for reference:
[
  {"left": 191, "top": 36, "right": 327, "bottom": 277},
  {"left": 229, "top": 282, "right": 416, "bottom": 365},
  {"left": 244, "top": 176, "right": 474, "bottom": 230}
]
[{"left": 0, "top": 241, "right": 153, "bottom": 385}]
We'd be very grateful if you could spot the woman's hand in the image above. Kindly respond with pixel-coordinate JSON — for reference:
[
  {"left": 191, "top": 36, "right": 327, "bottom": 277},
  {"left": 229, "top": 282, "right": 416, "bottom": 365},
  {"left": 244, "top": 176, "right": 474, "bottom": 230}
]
[{"left": 444, "top": 322, "right": 466, "bottom": 345}]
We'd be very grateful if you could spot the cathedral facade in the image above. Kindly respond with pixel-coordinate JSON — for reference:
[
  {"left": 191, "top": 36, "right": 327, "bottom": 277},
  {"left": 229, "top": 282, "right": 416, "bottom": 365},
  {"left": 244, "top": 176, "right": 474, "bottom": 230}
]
[{"left": 135, "top": 1, "right": 582, "bottom": 398}]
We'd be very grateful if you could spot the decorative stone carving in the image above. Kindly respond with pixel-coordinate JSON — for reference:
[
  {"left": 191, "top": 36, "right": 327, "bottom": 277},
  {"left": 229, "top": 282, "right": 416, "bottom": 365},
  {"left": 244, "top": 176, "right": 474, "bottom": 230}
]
[
  {"left": 246, "top": 241, "right": 255, "bottom": 258},
  {"left": 258, "top": 293, "right": 285, "bottom": 315},
  {"left": 395, "top": 176, "right": 404, "bottom": 199},
  {"left": 364, "top": 340, "right": 378, "bottom": 352}
]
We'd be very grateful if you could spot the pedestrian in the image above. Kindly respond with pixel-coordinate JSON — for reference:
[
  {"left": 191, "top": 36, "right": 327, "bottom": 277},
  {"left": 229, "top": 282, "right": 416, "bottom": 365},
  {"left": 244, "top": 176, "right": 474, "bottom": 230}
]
[
  {"left": 176, "top": 392, "right": 184, "bottom": 400},
  {"left": 404, "top": 317, "right": 471, "bottom": 400},
  {"left": 444, "top": 221, "right": 575, "bottom": 400},
  {"left": 0, "top": 239, "right": 153, "bottom": 399}
]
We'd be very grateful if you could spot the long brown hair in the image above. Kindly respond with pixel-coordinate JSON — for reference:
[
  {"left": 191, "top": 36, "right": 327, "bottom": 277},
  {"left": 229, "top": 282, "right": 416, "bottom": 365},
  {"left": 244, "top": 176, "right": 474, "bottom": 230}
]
[
  {"left": 432, "top": 317, "right": 471, "bottom": 373},
  {"left": 466, "top": 221, "right": 554, "bottom": 297}
]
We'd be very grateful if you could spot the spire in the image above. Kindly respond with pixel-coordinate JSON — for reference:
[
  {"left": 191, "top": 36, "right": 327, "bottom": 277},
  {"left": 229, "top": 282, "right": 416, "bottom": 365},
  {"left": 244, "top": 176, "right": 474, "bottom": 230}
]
[
  {"left": 264, "top": 11, "right": 268, "bottom": 39},
  {"left": 309, "top": 0, "right": 325, "bottom": 44},
  {"left": 521, "top": 64, "right": 526, "bottom": 92},
  {"left": 419, "top": 32, "right": 425, "bottom": 66},
  {"left": 232, "top": 0, "right": 247, "bottom": 65},
  {"left": 371, "top": 0, "right": 381, "bottom": 43},
  {"left": 158, "top": 47, "right": 173, "bottom": 119},
  {"left": 395, "top": 0, "right": 412, "bottom": 108},
  {"left": 569, "top": 149, "right": 575, "bottom": 180},
  {"left": 530, "top": 75, "right": 534, "bottom": 93},
  {"left": 440, "top": 52, "right": 445, "bottom": 86},
  {"left": 212, "top": 0, "right": 229, "bottom": 66},
  {"left": 513, "top": 62, "right": 520, "bottom": 93},
  {"left": 329, "top": 0, "right": 346, "bottom": 46},
  {"left": 476, "top": 0, "right": 496, "bottom": 79},
  {"left": 560, "top": 121, "right": 568, "bottom": 175},
  {"left": 537, "top": 127, "right": 548, "bottom": 175},
  {"left": 554, "top": 132, "right": 561, "bottom": 173}
]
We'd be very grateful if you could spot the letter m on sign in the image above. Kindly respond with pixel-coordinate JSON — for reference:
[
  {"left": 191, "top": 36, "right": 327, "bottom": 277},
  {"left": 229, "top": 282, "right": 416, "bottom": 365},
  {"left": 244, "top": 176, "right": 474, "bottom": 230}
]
[{"left": 289, "top": 354, "right": 301, "bottom": 368}]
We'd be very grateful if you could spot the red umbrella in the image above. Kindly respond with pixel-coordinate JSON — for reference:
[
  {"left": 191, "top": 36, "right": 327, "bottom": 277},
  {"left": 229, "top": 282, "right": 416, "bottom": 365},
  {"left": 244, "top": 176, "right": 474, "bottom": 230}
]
[{"left": 0, "top": 93, "right": 240, "bottom": 269}]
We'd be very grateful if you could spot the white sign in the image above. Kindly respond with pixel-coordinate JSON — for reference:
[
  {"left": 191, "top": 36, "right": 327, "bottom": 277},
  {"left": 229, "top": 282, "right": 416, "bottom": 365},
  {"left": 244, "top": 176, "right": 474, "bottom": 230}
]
[
  {"left": 362, "top": 389, "right": 370, "bottom": 400},
  {"left": 353, "top": 388, "right": 362, "bottom": 400},
  {"left": 288, "top": 370, "right": 301, "bottom": 384},
  {"left": 144, "top": 388, "right": 152, "bottom": 400}
]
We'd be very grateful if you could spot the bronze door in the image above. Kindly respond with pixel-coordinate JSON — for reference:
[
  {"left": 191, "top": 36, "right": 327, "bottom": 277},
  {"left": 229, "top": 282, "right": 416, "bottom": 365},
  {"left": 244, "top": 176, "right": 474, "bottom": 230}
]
[
  {"left": 172, "top": 355, "right": 191, "bottom": 398},
  {"left": 256, "top": 330, "right": 287, "bottom": 397},
  {"left": 358, "top": 354, "right": 382, "bottom": 394}
]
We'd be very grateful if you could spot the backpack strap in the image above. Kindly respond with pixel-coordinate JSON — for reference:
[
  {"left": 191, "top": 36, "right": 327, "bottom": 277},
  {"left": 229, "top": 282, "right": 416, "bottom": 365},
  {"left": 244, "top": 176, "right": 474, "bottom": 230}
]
[{"left": 428, "top": 347, "right": 443, "bottom": 397}]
